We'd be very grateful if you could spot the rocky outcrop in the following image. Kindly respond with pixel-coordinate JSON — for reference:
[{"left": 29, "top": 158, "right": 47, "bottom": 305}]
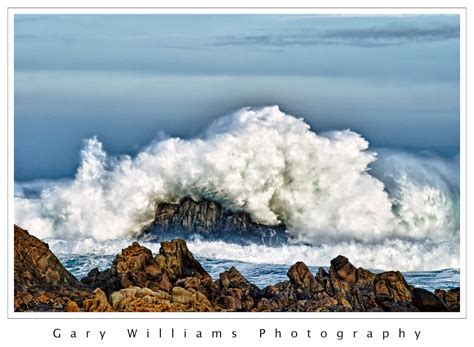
[
  {"left": 14, "top": 225, "right": 90, "bottom": 311},
  {"left": 254, "top": 255, "right": 446, "bottom": 313},
  {"left": 81, "top": 239, "right": 210, "bottom": 295},
  {"left": 143, "top": 197, "right": 287, "bottom": 244},
  {"left": 215, "top": 267, "right": 260, "bottom": 311},
  {"left": 15, "top": 225, "right": 460, "bottom": 313}
]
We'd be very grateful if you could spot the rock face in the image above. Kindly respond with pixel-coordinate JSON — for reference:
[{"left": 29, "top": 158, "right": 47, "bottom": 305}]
[
  {"left": 14, "top": 225, "right": 90, "bottom": 311},
  {"left": 144, "top": 197, "right": 287, "bottom": 244},
  {"left": 15, "top": 225, "right": 460, "bottom": 313}
]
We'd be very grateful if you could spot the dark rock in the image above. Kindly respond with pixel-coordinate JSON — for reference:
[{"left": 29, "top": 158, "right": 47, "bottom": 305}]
[
  {"left": 435, "top": 287, "right": 460, "bottom": 311},
  {"left": 144, "top": 197, "right": 287, "bottom": 244},
  {"left": 287, "top": 262, "right": 324, "bottom": 295},
  {"left": 14, "top": 225, "right": 90, "bottom": 311},
  {"left": 215, "top": 267, "right": 260, "bottom": 311},
  {"left": 412, "top": 288, "right": 449, "bottom": 312}
]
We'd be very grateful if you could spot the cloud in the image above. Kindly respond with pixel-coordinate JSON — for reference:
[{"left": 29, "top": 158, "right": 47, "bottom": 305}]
[{"left": 213, "top": 25, "right": 459, "bottom": 48}]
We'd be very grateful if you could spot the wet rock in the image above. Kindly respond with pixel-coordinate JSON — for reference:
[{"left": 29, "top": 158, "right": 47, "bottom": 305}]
[
  {"left": 145, "top": 197, "right": 286, "bottom": 243},
  {"left": 412, "top": 288, "right": 449, "bottom": 312}
]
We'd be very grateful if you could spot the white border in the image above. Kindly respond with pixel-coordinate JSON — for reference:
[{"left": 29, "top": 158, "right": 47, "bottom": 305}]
[{"left": 6, "top": 6, "right": 467, "bottom": 320}]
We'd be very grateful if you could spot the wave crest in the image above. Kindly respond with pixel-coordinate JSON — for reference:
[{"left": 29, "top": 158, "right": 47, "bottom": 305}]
[{"left": 14, "top": 105, "right": 459, "bottom": 269}]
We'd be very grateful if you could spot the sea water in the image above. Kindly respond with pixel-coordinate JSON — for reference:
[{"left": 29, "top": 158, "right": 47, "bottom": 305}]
[
  {"left": 57, "top": 253, "right": 460, "bottom": 292},
  {"left": 15, "top": 107, "right": 461, "bottom": 292}
]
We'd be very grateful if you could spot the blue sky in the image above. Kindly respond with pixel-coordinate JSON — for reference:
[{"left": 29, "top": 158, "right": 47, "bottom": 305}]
[{"left": 14, "top": 14, "right": 460, "bottom": 180}]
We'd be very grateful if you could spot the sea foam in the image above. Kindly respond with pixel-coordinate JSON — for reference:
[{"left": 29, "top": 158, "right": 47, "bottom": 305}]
[{"left": 14, "top": 106, "right": 460, "bottom": 271}]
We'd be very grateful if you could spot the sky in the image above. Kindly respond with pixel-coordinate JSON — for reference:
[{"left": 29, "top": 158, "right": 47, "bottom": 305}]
[{"left": 14, "top": 14, "right": 460, "bottom": 181}]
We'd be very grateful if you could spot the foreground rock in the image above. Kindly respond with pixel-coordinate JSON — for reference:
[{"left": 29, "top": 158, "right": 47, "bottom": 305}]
[
  {"left": 435, "top": 288, "right": 460, "bottom": 311},
  {"left": 14, "top": 225, "right": 90, "bottom": 311},
  {"left": 143, "top": 197, "right": 287, "bottom": 244},
  {"left": 81, "top": 239, "right": 211, "bottom": 295},
  {"left": 14, "top": 225, "right": 460, "bottom": 312}
]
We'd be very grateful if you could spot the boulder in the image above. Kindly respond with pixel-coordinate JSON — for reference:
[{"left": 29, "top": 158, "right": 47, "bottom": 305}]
[
  {"left": 216, "top": 267, "right": 259, "bottom": 311},
  {"left": 412, "top": 288, "right": 449, "bottom": 312}
]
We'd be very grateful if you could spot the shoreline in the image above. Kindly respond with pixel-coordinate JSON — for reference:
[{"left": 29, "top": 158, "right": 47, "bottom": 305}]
[
  {"left": 56, "top": 253, "right": 460, "bottom": 292},
  {"left": 14, "top": 224, "right": 460, "bottom": 313}
]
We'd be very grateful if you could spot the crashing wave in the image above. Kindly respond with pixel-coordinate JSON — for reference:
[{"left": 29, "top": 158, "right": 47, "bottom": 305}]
[{"left": 14, "top": 106, "right": 460, "bottom": 270}]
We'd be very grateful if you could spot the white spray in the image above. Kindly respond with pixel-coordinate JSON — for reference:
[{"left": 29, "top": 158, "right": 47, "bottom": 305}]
[{"left": 14, "top": 106, "right": 459, "bottom": 270}]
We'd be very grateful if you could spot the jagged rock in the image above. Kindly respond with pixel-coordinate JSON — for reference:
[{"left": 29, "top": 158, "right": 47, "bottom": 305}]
[
  {"left": 288, "top": 262, "right": 324, "bottom": 294},
  {"left": 356, "top": 267, "right": 375, "bottom": 286},
  {"left": 15, "top": 226, "right": 460, "bottom": 313},
  {"left": 374, "top": 271, "right": 412, "bottom": 302},
  {"left": 331, "top": 255, "right": 357, "bottom": 284},
  {"left": 83, "top": 288, "right": 114, "bottom": 312},
  {"left": 81, "top": 242, "right": 170, "bottom": 295},
  {"left": 144, "top": 197, "right": 286, "bottom": 243},
  {"left": 435, "top": 287, "right": 460, "bottom": 311},
  {"left": 215, "top": 267, "right": 260, "bottom": 311},
  {"left": 373, "top": 271, "right": 417, "bottom": 312},
  {"left": 412, "top": 288, "right": 449, "bottom": 312},
  {"left": 81, "top": 239, "right": 209, "bottom": 295},
  {"left": 14, "top": 225, "right": 90, "bottom": 312},
  {"left": 156, "top": 239, "right": 210, "bottom": 282},
  {"left": 257, "top": 281, "right": 297, "bottom": 312}
]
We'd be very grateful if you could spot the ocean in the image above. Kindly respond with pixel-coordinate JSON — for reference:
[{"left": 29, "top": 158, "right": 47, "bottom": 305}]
[
  {"left": 14, "top": 106, "right": 461, "bottom": 292},
  {"left": 57, "top": 252, "right": 460, "bottom": 292}
]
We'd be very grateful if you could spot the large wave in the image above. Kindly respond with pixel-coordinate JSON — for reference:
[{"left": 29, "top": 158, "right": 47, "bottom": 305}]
[{"left": 14, "top": 106, "right": 460, "bottom": 270}]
